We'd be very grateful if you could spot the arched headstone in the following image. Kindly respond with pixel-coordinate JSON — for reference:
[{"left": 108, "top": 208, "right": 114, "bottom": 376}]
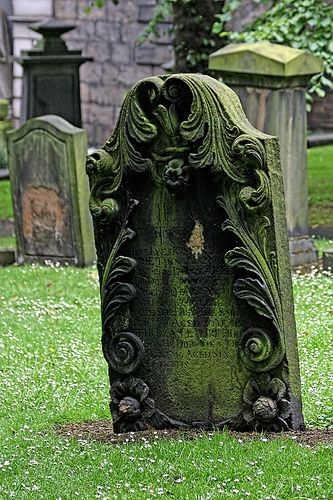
[{"left": 8, "top": 115, "right": 95, "bottom": 265}]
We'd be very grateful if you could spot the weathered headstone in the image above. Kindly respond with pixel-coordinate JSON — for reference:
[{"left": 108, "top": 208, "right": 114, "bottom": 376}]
[
  {"left": 209, "top": 42, "right": 324, "bottom": 266},
  {"left": 0, "top": 99, "right": 12, "bottom": 169},
  {"left": 323, "top": 249, "right": 333, "bottom": 272},
  {"left": 87, "top": 74, "right": 303, "bottom": 433},
  {"left": 8, "top": 115, "right": 95, "bottom": 265},
  {"left": 0, "top": 8, "right": 12, "bottom": 101}
]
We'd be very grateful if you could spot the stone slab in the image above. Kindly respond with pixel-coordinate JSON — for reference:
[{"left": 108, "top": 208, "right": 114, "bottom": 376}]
[
  {"left": 289, "top": 237, "right": 318, "bottom": 267},
  {"left": 0, "top": 248, "right": 15, "bottom": 266},
  {"left": 310, "top": 226, "right": 333, "bottom": 240},
  {"left": 0, "top": 169, "right": 9, "bottom": 180},
  {"left": 209, "top": 42, "right": 324, "bottom": 78},
  {"left": 323, "top": 249, "right": 333, "bottom": 271},
  {"left": 307, "top": 133, "right": 333, "bottom": 148}
]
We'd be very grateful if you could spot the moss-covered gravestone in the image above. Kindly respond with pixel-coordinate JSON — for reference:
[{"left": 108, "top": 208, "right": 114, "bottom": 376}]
[
  {"left": 8, "top": 115, "right": 95, "bottom": 265},
  {"left": 87, "top": 74, "right": 303, "bottom": 433}
]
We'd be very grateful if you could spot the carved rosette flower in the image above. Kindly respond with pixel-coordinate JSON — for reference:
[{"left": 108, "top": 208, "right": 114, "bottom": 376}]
[
  {"left": 110, "top": 377, "right": 156, "bottom": 433},
  {"left": 164, "top": 159, "right": 190, "bottom": 194},
  {"left": 242, "top": 374, "right": 291, "bottom": 431}
]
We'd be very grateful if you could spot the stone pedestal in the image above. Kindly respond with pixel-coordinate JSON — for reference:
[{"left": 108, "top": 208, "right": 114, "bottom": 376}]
[
  {"left": 8, "top": 115, "right": 95, "bottom": 266},
  {"left": 209, "top": 42, "right": 324, "bottom": 266},
  {"left": 16, "top": 18, "right": 92, "bottom": 128}
]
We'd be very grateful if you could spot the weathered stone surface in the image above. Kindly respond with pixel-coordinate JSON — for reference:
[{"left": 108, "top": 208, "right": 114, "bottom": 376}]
[
  {"left": 0, "top": 99, "right": 13, "bottom": 169},
  {"left": 17, "top": 19, "right": 92, "bottom": 128},
  {"left": 209, "top": 42, "right": 324, "bottom": 78},
  {"left": 135, "top": 44, "right": 173, "bottom": 66},
  {"left": 0, "top": 248, "right": 15, "bottom": 267},
  {"left": 323, "top": 249, "right": 333, "bottom": 271},
  {"left": 209, "top": 43, "right": 323, "bottom": 266},
  {"left": 8, "top": 115, "right": 95, "bottom": 265},
  {"left": 87, "top": 74, "right": 303, "bottom": 433}
]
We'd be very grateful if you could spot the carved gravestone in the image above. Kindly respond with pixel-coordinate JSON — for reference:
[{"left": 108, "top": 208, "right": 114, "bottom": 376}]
[
  {"left": 8, "top": 115, "right": 95, "bottom": 265},
  {"left": 87, "top": 74, "right": 303, "bottom": 433}
]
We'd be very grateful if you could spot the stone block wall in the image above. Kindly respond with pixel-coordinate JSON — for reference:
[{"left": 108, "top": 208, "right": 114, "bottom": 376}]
[{"left": 55, "top": 0, "right": 173, "bottom": 146}]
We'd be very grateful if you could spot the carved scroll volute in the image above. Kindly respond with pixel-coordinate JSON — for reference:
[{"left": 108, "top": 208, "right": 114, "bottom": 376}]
[{"left": 215, "top": 134, "right": 286, "bottom": 375}]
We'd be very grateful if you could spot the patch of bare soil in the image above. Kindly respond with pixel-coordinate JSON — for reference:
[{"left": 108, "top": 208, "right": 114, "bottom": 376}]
[{"left": 56, "top": 420, "right": 333, "bottom": 447}]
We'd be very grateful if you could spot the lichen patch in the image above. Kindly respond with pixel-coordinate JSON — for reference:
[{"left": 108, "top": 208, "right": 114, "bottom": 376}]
[{"left": 186, "top": 220, "right": 205, "bottom": 259}]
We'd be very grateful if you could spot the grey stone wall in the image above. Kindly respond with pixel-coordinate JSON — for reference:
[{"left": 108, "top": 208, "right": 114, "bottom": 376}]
[
  {"left": 55, "top": 0, "right": 173, "bottom": 146},
  {"left": 54, "top": 0, "right": 333, "bottom": 145},
  {"left": 54, "top": 0, "right": 270, "bottom": 147}
]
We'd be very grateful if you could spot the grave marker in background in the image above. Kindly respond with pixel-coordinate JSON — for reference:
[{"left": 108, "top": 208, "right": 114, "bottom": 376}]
[
  {"left": 209, "top": 42, "right": 324, "bottom": 266},
  {"left": 8, "top": 115, "right": 95, "bottom": 265},
  {"left": 0, "top": 99, "right": 12, "bottom": 170},
  {"left": 87, "top": 74, "right": 303, "bottom": 433}
]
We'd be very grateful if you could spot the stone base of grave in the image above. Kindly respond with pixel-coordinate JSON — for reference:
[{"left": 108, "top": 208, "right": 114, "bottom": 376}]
[
  {"left": 0, "top": 248, "right": 15, "bottom": 266},
  {"left": 323, "top": 249, "right": 333, "bottom": 271},
  {"left": 289, "top": 236, "right": 318, "bottom": 267},
  {"left": 310, "top": 226, "right": 333, "bottom": 240},
  {"left": 0, "top": 218, "right": 15, "bottom": 237}
]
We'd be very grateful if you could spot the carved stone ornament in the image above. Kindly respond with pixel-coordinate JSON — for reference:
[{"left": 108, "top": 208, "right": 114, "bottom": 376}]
[{"left": 87, "top": 74, "right": 304, "bottom": 433}]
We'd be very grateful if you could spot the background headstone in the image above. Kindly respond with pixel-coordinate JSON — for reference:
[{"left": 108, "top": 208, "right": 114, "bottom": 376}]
[
  {"left": 16, "top": 18, "right": 92, "bottom": 128},
  {"left": 0, "top": 98, "right": 12, "bottom": 169},
  {"left": 0, "top": 8, "right": 12, "bottom": 100},
  {"left": 87, "top": 74, "right": 303, "bottom": 433},
  {"left": 209, "top": 42, "right": 324, "bottom": 266},
  {"left": 8, "top": 114, "right": 95, "bottom": 265}
]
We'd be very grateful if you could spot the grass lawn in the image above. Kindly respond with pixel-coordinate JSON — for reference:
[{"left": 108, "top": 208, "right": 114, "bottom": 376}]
[
  {"left": 0, "top": 264, "right": 332, "bottom": 499},
  {"left": 0, "top": 234, "right": 15, "bottom": 248},
  {"left": 307, "top": 145, "right": 333, "bottom": 227},
  {"left": 0, "top": 180, "right": 13, "bottom": 220}
]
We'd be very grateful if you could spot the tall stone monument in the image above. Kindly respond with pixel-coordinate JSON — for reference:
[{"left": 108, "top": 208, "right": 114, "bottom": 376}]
[
  {"left": 8, "top": 115, "right": 95, "bottom": 265},
  {"left": 87, "top": 74, "right": 303, "bottom": 433},
  {"left": 16, "top": 19, "right": 92, "bottom": 128},
  {"left": 209, "top": 42, "right": 324, "bottom": 266}
]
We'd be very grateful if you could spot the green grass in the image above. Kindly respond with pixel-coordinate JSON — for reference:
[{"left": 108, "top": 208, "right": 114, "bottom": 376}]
[
  {"left": 0, "top": 265, "right": 332, "bottom": 498},
  {"left": 0, "top": 180, "right": 13, "bottom": 220},
  {"left": 307, "top": 145, "right": 333, "bottom": 227}
]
